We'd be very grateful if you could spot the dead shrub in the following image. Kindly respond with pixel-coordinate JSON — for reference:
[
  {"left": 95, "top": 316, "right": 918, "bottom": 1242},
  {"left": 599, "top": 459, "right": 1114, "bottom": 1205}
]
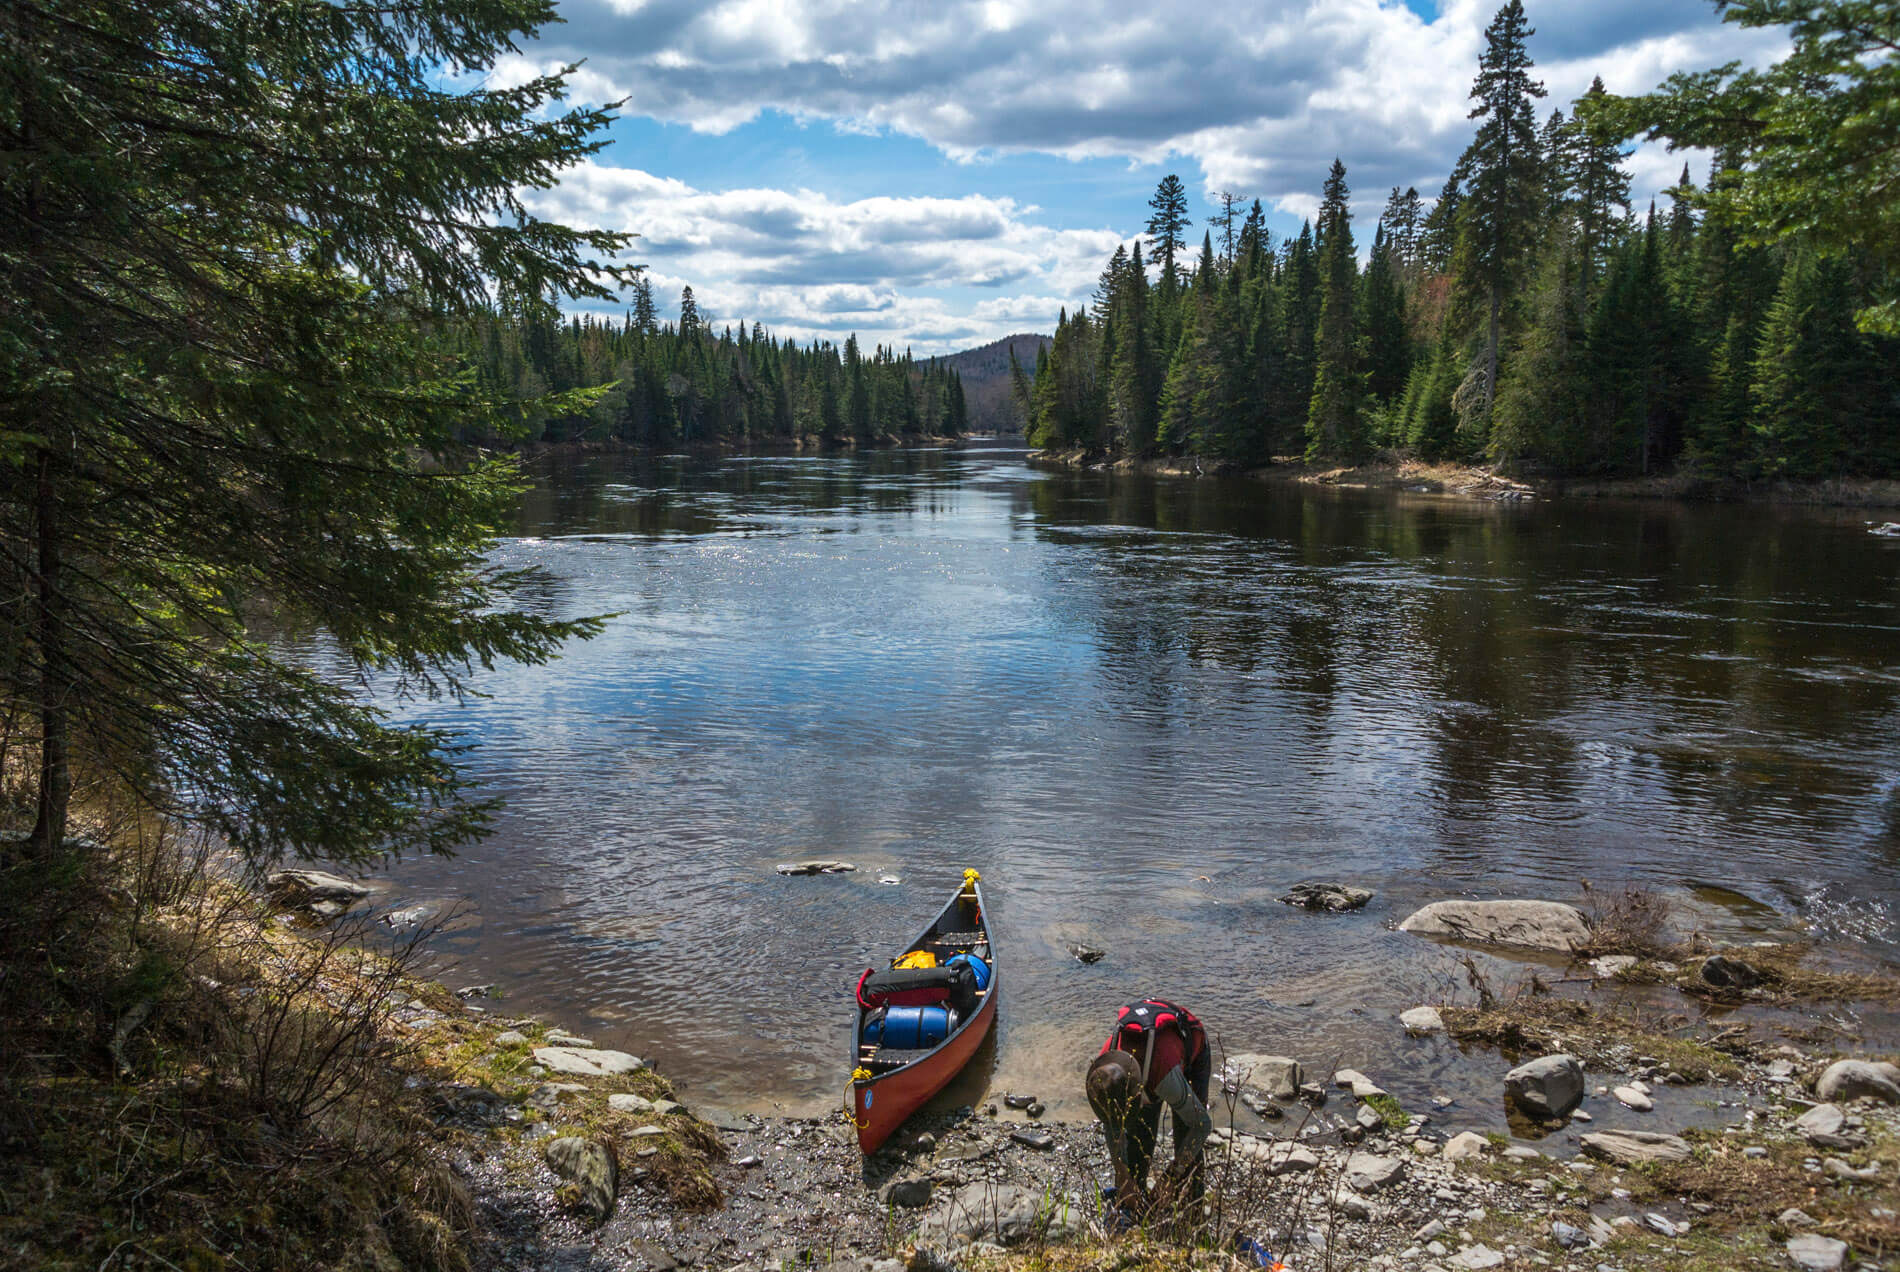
[{"left": 1579, "top": 882, "right": 1675, "bottom": 958}]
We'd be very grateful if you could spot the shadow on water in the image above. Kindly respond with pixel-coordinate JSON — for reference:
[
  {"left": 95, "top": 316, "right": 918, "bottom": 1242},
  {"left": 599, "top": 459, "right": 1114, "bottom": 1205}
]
[{"left": 365, "top": 443, "right": 1900, "bottom": 1134}]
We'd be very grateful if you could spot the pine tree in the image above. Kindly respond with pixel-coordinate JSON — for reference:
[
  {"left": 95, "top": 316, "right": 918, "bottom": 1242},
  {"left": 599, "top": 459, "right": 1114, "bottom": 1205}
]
[
  {"left": 1307, "top": 159, "right": 1363, "bottom": 460},
  {"left": 1362, "top": 223, "right": 1413, "bottom": 406},
  {"left": 1570, "top": 77, "right": 1631, "bottom": 297},
  {"left": 1146, "top": 174, "right": 1194, "bottom": 295}
]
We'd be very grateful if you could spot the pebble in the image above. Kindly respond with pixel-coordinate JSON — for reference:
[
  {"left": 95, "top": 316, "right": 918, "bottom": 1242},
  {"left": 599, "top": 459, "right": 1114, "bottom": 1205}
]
[
  {"left": 1009, "top": 1129, "right": 1054, "bottom": 1150},
  {"left": 1613, "top": 1085, "right": 1654, "bottom": 1112}
]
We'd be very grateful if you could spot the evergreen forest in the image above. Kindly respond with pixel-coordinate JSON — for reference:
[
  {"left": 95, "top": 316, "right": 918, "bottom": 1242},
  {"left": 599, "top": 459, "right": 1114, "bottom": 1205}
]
[
  {"left": 1024, "top": 1, "right": 1900, "bottom": 482},
  {"left": 459, "top": 279, "right": 968, "bottom": 448}
]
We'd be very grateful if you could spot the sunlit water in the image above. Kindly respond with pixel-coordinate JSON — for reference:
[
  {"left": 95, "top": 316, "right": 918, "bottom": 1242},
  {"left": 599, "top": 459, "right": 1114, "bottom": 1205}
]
[{"left": 367, "top": 443, "right": 1900, "bottom": 1134}]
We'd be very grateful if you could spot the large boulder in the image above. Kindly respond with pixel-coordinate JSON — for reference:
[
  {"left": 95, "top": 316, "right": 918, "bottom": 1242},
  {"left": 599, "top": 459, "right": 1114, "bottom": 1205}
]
[
  {"left": 1224, "top": 1053, "right": 1303, "bottom": 1100},
  {"left": 1397, "top": 900, "right": 1590, "bottom": 952},
  {"left": 917, "top": 1183, "right": 1087, "bottom": 1246},
  {"left": 1504, "top": 1054, "right": 1584, "bottom": 1120},
  {"left": 533, "top": 1046, "right": 643, "bottom": 1077},
  {"left": 1814, "top": 1059, "right": 1900, "bottom": 1105},
  {"left": 545, "top": 1136, "right": 618, "bottom": 1219},
  {"left": 1580, "top": 1129, "right": 1691, "bottom": 1165}
]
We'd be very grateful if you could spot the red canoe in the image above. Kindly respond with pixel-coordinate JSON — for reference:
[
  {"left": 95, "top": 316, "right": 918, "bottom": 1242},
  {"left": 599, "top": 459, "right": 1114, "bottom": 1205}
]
[{"left": 848, "top": 870, "right": 997, "bottom": 1154}]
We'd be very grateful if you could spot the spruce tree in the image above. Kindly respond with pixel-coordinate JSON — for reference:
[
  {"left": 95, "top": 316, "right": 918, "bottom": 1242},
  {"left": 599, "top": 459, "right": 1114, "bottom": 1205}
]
[
  {"left": 1362, "top": 224, "right": 1413, "bottom": 407},
  {"left": 0, "top": 0, "right": 631, "bottom": 862},
  {"left": 1459, "top": 0, "right": 1547, "bottom": 419},
  {"left": 1146, "top": 175, "right": 1194, "bottom": 295},
  {"left": 1307, "top": 159, "right": 1363, "bottom": 460}
]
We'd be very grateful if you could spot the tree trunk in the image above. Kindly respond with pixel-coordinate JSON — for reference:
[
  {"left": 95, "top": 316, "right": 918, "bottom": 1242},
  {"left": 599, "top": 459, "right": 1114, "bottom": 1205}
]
[
  {"left": 1486, "top": 286, "right": 1502, "bottom": 415},
  {"left": 29, "top": 448, "right": 70, "bottom": 859}
]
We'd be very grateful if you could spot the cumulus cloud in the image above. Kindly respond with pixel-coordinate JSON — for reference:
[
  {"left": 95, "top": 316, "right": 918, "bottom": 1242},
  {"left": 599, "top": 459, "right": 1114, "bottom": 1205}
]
[
  {"left": 513, "top": 0, "right": 1785, "bottom": 346},
  {"left": 525, "top": 163, "right": 1122, "bottom": 351}
]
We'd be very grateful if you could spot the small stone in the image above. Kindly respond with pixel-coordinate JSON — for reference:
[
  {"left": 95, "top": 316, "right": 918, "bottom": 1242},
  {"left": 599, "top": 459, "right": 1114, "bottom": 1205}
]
[
  {"left": 1331, "top": 1187, "right": 1377, "bottom": 1220},
  {"left": 1444, "top": 1132, "right": 1489, "bottom": 1162},
  {"left": 879, "top": 875, "right": 901, "bottom": 885},
  {"left": 1004, "top": 1093, "right": 1036, "bottom": 1109},
  {"left": 1334, "top": 1068, "right": 1389, "bottom": 1098},
  {"left": 735, "top": 1154, "right": 761, "bottom": 1168},
  {"left": 1068, "top": 944, "right": 1106, "bottom": 964},
  {"left": 1825, "top": 1158, "right": 1880, "bottom": 1182},
  {"left": 546, "top": 1030, "right": 595, "bottom": 1048},
  {"left": 1345, "top": 1152, "right": 1406, "bottom": 1193},
  {"left": 1614, "top": 1085, "right": 1654, "bottom": 1112},
  {"left": 1413, "top": 1138, "right": 1440, "bottom": 1157},
  {"left": 1357, "top": 1104, "right": 1385, "bottom": 1131},
  {"left": 1588, "top": 955, "right": 1638, "bottom": 979},
  {"left": 1551, "top": 1221, "right": 1587, "bottom": 1250},
  {"left": 608, "top": 1093, "right": 655, "bottom": 1115},
  {"left": 1025, "top": 1102, "right": 1045, "bottom": 1118},
  {"left": 1402, "top": 1006, "right": 1446, "bottom": 1035},
  {"left": 1225, "top": 1054, "right": 1303, "bottom": 1100},
  {"left": 1279, "top": 882, "right": 1374, "bottom": 912},
  {"left": 494, "top": 1030, "right": 529, "bottom": 1047},
  {"left": 1643, "top": 1213, "right": 1681, "bottom": 1237},
  {"left": 1786, "top": 1234, "right": 1849, "bottom": 1272},
  {"left": 456, "top": 984, "right": 495, "bottom": 999},
  {"left": 1416, "top": 1220, "right": 1448, "bottom": 1240},
  {"left": 1745, "top": 1146, "right": 1769, "bottom": 1158},
  {"left": 1572, "top": 1109, "right": 1592, "bottom": 1122},
  {"left": 1503, "top": 1146, "right": 1543, "bottom": 1161},
  {"left": 1448, "top": 1245, "right": 1506, "bottom": 1270},
  {"left": 1009, "top": 1129, "right": 1054, "bottom": 1151}
]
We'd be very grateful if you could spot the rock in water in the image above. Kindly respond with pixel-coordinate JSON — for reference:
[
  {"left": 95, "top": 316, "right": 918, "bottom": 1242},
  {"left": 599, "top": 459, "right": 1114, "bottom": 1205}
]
[
  {"left": 1814, "top": 1059, "right": 1900, "bottom": 1105},
  {"left": 545, "top": 1136, "right": 618, "bottom": 1219},
  {"left": 1503, "top": 1054, "right": 1584, "bottom": 1119},
  {"left": 1067, "top": 943, "right": 1106, "bottom": 964},
  {"left": 1279, "top": 883, "right": 1374, "bottom": 912},
  {"left": 1580, "top": 1129, "right": 1691, "bottom": 1164},
  {"left": 1400, "top": 1006, "right": 1445, "bottom": 1035},
  {"left": 776, "top": 860, "right": 856, "bottom": 876},
  {"left": 1588, "top": 955, "right": 1638, "bottom": 978},
  {"left": 1786, "top": 1235, "right": 1849, "bottom": 1272},
  {"left": 918, "top": 1183, "right": 1084, "bottom": 1245},
  {"left": 1397, "top": 899, "right": 1590, "bottom": 951},
  {"left": 1223, "top": 1053, "right": 1303, "bottom": 1100},
  {"left": 1700, "top": 954, "right": 1762, "bottom": 989},
  {"left": 532, "top": 1046, "right": 643, "bottom": 1077},
  {"left": 1613, "top": 1084, "right": 1654, "bottom": 1112},
  {"left": 265, "top": 869, "right": 369, "bottom": 912}
]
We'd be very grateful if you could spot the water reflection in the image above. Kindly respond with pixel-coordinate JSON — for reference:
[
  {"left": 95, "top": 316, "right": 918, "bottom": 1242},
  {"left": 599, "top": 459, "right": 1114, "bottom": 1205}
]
[{"left": 370, "top": 443, "right": 1900, "bottom": 1129}]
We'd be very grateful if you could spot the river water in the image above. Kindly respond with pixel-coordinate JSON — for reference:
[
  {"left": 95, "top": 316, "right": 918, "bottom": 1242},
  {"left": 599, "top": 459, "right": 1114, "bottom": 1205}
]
[{"left": 376, "top": 442, "right": 1900, "bottom": 1128}]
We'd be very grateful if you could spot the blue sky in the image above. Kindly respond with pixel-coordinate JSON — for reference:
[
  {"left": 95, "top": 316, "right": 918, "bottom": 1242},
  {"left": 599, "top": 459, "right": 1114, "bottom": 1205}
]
[{"left": 505, "top": 0, "right": 1783, "bottom": 353}]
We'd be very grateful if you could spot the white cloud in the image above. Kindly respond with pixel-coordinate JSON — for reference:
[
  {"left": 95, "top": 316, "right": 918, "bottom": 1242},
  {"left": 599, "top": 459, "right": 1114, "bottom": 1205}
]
[
  {"left": 525, "top": 163, "right": 1123, "bottom": 352},
  {"left": 514, "top": 0, "right": 1787, "bottom": 347}
]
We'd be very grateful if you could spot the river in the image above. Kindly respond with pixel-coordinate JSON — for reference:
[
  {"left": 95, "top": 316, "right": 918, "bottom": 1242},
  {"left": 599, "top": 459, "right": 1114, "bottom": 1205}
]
[{"left": 375, "top": 441, "right": 1900, "bottom": 1129}]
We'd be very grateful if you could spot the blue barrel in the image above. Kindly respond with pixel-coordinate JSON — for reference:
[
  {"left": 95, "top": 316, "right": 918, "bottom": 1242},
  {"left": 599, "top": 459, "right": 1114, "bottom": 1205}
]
[
  {"left": 946, "top": 952, "right": 991, "bottom": 991},
  {"left": 862, "top": 1005, "right": 956, "bottom": 1049}
]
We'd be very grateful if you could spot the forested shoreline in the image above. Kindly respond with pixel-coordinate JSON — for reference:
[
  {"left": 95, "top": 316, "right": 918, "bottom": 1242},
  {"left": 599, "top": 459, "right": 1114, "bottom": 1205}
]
[
  {"left": 458, "top": 280, "right": 969, "bottom": 450},
  {"left": 1024, "top": 1, "right": 1900, "bottom": 483}
]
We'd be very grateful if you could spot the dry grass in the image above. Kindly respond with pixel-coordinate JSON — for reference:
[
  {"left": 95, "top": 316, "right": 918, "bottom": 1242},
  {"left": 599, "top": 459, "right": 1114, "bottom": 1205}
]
[{"left": 1579, "top": 883, "right": 1677, "bottom": 960}]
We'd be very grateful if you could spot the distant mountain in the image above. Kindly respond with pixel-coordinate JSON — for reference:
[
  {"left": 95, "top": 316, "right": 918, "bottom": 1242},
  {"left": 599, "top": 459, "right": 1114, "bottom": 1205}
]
[{"left": 931, "top": 332, "right": 1049, "bottom": 434}]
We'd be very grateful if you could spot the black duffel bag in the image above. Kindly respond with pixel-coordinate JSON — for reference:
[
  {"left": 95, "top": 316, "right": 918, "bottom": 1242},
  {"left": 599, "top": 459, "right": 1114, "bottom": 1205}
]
[{"left": 856, "top": 962, "right": 977, "bottom": 1016}]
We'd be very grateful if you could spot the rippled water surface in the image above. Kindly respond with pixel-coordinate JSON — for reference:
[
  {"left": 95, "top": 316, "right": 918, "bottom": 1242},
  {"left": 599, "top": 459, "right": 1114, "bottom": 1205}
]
[{"left": 375, "top": 443, "right": 1900, "bottom": 1125}]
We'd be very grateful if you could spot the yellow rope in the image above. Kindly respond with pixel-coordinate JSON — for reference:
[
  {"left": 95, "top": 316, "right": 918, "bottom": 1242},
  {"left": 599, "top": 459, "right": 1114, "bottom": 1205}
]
[{"left": 844, "top": 1067, "right": 872, "bottom": 1130}]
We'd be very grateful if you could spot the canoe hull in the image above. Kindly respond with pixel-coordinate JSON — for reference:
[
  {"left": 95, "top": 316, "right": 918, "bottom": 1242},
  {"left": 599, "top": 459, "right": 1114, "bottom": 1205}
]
[{"left": 853, "top": 986, "right": 995, "bottom": 1153}]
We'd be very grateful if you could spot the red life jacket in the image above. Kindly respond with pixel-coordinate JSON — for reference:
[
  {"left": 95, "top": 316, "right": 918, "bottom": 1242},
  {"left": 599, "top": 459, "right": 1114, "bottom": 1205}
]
[{"left": 1100, "top": 998, "right": 1205, "bottom": 1085}]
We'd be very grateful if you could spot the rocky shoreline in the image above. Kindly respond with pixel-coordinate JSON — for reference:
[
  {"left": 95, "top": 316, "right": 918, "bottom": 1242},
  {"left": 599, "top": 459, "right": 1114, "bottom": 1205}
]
[
  {"left": 263, "top": 871, "right": 1899, "bottom": 1272},
  {"left": 1026, "top": 449, "right": 1900, "bottom": 510}
]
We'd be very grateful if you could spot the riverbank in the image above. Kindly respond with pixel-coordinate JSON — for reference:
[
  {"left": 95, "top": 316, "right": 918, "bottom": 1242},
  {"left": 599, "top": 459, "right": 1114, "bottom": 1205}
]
[
  {"left": 1028, "top": 449, "right": 1900, "bottom": 509},
  {"left": 13, "top": 832, "right": 1897, "bottom": 1272},
  {"left": 503, "top": 433, "right": 983, "bottom": 460}
]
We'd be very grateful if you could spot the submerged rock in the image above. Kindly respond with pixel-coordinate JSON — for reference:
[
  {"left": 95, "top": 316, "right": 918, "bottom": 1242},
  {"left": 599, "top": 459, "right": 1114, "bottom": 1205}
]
[
  {"left": 1397, "top": 899, "right": 1590, "bottom": 952},
  {"left": 1699, "top": 953, "right": 1762, "bottom": 989},
  {"left": 1503, "top": 1054, "right": 1584, "bottom": 1119},
  {"left": 776, "top": 860, "right": 857, "bottom": 876},
  {"left": 266, "top": 869, "right": 369, "bottom": 915},
  {"left": 1400, "top": 1006, "right": 1445, "bottom": 1035},
  {"left": 1067, "top": 943, "right": 1106, "bottom": 964}
]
